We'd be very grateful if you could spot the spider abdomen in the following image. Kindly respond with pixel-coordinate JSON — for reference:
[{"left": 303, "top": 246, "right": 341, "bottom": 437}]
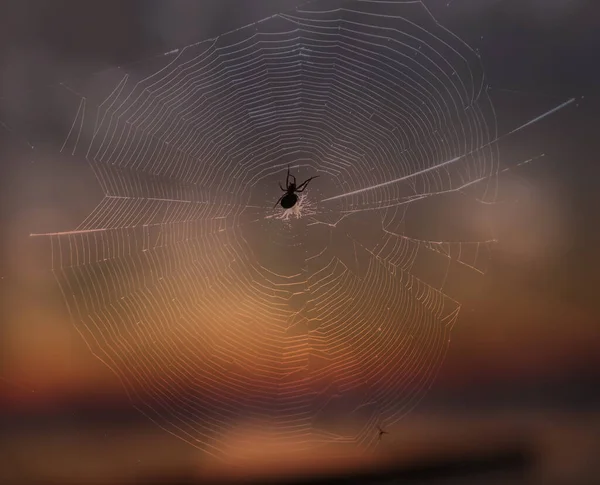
[{"left": 281, "top": 193, "right": 298, "bottom": 209}]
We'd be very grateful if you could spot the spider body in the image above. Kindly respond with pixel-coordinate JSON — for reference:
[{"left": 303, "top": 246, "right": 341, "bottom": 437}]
[
  {"left": 274, "top": 167, "right": 318, "bottom": 209},
  {"left": 280, "top": 192, "right": 298, "bottom": 209}
]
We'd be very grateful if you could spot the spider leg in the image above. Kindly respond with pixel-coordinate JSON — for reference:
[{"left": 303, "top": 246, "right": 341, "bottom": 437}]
[
  {"left": 285, "top": 165, "right": 298, "bottom": 186},
  {"left": 296, "top": 175, "right": 319, "bottom": 192},
  {"left": 273, "top": 194, "right": 285, "bottom": 209},
  {"left": 279, "top": 182, "right": 286, "bottom": 191}
]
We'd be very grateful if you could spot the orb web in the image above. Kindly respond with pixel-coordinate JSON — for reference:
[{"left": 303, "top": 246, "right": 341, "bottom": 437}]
[{"left": 36, "top": 0, "right": 509, "bottom": 458}]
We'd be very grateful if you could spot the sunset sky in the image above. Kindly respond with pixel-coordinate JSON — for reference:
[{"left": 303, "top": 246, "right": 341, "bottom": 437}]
[{"left": 1, "top": 1, "right": 599, "bottom": 484}]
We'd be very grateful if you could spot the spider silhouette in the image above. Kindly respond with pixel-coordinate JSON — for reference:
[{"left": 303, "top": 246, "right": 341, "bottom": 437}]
[
  {"left": 273, "top": 166, "right": 318, "bottom": 209},
  {"left": 376, "top": 425, "right": 389, "bottom": 441}
]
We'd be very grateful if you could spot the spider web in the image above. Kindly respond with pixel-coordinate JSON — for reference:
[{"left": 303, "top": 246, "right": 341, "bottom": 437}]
[{"left": 29, "top": 0, "right": 576, "bottom": 459}]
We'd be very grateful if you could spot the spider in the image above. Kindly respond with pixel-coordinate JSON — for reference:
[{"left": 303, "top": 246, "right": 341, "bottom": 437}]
[
  {"left": 273, "top": 166, "right": 319, "bottom": 209},
  {"left": 376, "top": 425, "right": 389, "bottom": 441}
]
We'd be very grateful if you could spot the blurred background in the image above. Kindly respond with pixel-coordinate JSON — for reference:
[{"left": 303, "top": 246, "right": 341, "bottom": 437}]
[{"left": 1, "top": 0, "right": 599, "bottom": 484}]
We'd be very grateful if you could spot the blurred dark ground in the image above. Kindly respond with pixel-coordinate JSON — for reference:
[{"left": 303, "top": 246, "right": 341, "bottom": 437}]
[{"left": 1, "top": 1, "right": 599, "bottom": 484}]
